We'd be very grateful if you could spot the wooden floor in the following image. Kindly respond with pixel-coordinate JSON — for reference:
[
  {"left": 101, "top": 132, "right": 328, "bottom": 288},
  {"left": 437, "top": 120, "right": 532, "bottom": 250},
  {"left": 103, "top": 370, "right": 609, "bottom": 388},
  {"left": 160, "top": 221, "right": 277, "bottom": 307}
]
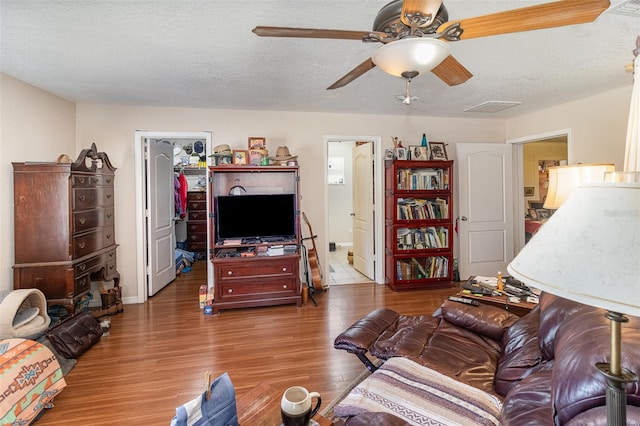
[{"left": 37, "top": 261, "right": 457, "bottom": 425}]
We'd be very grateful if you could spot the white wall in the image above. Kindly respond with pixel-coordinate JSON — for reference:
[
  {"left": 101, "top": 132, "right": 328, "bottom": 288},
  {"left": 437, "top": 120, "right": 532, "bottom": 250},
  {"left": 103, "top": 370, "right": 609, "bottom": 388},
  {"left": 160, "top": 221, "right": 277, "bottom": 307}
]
[
  {"left": 0, "top": 73, "right": 76, "bottom": 292},
  {"left": 1, "top": 72, "right": 632, "bottom": 301},
  {"left": 75, "top": 104, "right": 507, "bottom": 301},
  {"left": 507, "top": 86, "right": 631, "bottom": 168}
]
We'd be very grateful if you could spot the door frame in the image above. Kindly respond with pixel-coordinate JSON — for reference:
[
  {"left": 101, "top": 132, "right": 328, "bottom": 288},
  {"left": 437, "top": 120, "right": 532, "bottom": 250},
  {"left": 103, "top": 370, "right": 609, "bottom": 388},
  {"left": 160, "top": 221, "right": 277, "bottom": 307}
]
[
  {"left": 324, "top": 135, "right": 384, "bottom": 284},
  {"left": 507, "top": 128, "right": 572, "bottom": 251},
  {"left": 134, "top": 131, "right": 213, "bottom": 303}
]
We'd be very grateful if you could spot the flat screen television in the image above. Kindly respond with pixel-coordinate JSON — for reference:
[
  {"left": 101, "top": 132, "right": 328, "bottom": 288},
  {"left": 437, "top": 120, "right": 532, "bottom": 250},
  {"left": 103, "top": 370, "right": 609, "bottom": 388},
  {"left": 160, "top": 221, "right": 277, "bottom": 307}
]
[{"left": 215, "top": 194, "right": 296, "bottom": 242}]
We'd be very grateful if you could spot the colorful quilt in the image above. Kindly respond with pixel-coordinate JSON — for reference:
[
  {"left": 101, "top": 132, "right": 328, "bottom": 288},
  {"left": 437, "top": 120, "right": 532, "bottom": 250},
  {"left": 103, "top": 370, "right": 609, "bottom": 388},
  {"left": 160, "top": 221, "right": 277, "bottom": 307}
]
[
  {"left": 1, "top": 338, "right": 67, "bottom": 425},
  {"left": 334, "top": 357, "right": 502, "bottom": 426}
]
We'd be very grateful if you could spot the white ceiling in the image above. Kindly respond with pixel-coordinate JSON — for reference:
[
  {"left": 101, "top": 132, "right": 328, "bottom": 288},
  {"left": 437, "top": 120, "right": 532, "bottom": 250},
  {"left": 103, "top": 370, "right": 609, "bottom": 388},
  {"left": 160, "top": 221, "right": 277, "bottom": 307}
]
[{"left": 1, "top": 1, "right": 638, "bottom": 119}]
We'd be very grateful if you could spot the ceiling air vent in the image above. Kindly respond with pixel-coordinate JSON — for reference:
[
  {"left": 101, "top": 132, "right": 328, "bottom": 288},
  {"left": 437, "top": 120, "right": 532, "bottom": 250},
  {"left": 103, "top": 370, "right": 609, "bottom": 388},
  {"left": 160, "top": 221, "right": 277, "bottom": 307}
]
[
  {"left": 607, "top": 0, "right": 640, "bottom": 17},
  {"left": 464, "top": 101, "right": 522, "bottom": 113}
]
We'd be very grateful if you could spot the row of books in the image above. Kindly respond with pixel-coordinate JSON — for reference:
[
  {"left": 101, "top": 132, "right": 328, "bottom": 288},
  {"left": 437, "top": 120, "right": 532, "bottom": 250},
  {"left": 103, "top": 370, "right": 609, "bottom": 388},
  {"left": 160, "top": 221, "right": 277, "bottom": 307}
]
[
  {"left": 397, "top": 197, "right": 448, "bottom": 220},
  {"left": 396, "top": 168, "right": 449, "bottom": 190},
  {"left": 396, "top": 226, "right": 449, "bottom": 250},
  {"left": 396, "top": 256, "right": 449, "bottom": 280}
]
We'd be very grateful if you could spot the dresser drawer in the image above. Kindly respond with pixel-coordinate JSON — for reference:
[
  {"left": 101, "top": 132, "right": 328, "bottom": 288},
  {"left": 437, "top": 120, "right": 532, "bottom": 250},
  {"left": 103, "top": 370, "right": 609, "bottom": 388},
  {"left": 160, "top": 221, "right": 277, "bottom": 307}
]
[
  {"left": 188, "top": 200, "right": 206, "bottom": 211},
  {"left": 216, "top": 277, "right": 298, "bottom": 302},
  {"left": 188, "top": 210, "right": 206, "bottom": 221},
  {"left": 72, "top": 173, "right": 114, "bottom": 187},
  {"left": 73, "top": 207, "right": 115, "bottom": 233},
  {"left": 188, "top": 232, "right": 207, "bottom": 243},
  {"left": 216, "top": 258, "right": 297, "bottom": 280},
  {"left": 187, "top": 191, "right": 206, "bottom": 201},
  {"left": 73, "top": 187, "right": 115, "bottom": 210},
  {"left": 75, "top": 273, "right": 91, "bottom": 294},
  {"left": 74, "top": 227, "right": 116, "bottom": 258},
  {"left": 187, "top": 222, "right": 207, "bottom": 233},
  {"left": 187, "top": 241, "right": 207, "bottom": 251}
]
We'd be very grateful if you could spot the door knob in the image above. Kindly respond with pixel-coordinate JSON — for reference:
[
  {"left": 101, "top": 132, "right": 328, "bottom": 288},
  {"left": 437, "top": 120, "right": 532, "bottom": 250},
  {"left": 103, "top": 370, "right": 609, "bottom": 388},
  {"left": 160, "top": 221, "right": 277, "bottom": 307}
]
[{"left": 461, "top": 216, "right": 468, "bottom": 221}]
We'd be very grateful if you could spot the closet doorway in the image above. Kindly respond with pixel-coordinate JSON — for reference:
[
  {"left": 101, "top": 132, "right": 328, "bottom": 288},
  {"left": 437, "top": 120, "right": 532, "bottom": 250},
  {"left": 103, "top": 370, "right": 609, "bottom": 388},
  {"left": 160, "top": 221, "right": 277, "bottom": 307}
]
[{"left": 134, "top": 131, "right": 212, "bottom": 303}]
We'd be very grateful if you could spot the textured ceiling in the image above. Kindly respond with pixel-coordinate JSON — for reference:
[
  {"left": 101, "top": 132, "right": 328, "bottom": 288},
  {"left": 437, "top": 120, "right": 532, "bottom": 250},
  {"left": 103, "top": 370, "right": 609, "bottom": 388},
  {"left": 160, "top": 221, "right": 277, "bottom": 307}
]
[{"left": 1, "top": 1, "right": 638, "bottom": 119}]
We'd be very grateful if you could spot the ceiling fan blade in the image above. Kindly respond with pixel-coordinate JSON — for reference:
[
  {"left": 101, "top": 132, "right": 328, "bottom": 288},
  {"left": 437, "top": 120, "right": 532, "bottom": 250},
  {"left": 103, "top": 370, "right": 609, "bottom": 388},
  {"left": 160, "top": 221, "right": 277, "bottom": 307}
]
[
  {"left": 252, "top": 26, "right": 384, "bottom": 41},
  {"left": 400, "top": 0, "right": 443, "bottom": 26},
  {"left": 327, "top": 58, "right": 376, "bottom": 90},
  {"left": 431, "top": 55, "right": 473, "bottom": 86},
  {"left": 445, "top": 0, "right": 610, "bottom": 40}
]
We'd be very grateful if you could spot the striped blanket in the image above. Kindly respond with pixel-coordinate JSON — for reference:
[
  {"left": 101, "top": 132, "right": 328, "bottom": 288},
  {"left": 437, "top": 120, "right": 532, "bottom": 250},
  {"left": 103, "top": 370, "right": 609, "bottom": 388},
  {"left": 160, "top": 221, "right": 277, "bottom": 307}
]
[
  {"left": 1, "top": 338, "right": 67, "bottom": 425},
  {"left": 334, "top": 357, "right": 502, "bottom": 426}
]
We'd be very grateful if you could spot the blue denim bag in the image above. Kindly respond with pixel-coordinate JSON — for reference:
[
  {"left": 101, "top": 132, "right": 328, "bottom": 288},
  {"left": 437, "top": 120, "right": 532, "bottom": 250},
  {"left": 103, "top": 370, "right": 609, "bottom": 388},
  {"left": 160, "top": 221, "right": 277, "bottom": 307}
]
[{"left": 170, "top": 372, "right": 238, "bottom": 426}]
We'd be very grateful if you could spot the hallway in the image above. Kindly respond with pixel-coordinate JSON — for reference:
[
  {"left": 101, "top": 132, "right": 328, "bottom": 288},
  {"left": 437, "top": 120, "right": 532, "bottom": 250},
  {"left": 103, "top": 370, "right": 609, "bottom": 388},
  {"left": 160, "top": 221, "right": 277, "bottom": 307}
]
[{"left": 327, "top": 245, "right": 372, "bottom": 285}]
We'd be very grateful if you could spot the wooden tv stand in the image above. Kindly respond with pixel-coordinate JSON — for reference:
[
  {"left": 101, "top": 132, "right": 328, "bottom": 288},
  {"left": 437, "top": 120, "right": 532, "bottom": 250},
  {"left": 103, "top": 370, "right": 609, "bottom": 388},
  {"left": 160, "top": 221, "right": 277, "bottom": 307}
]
[{"left": 209, "top": 166, "right": 302, "bottom": 313}]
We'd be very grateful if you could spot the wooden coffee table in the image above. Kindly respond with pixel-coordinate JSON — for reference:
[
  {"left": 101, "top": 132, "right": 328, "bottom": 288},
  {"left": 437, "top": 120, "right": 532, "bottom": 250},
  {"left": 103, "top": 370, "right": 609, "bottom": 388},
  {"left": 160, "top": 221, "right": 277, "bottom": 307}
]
[
  {"left": 458, "top": 277, "right": 537, "bottom": 317},
  {"left": 237, "top": 382, "right": 333, "bottom": 426}
]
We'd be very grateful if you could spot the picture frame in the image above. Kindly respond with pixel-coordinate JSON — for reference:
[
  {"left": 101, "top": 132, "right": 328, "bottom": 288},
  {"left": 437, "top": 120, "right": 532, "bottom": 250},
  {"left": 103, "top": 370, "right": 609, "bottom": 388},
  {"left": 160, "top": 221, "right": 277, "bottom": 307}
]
[
  {"left": 524, "top": 186, "right": 535, "bottom": 197},
  {"left": 528, "top": 208, "right": 538, "bottom": 220},
  {"left": 233, "top": 150, "right": 248, "bottom": 165},
  {"left": 536, "top": 209, "right": 550, "bottom": 220},
  {"left": 248, "top": 148, "right": 264, "bottom": 166},
  {"left": 429, "top": 142, "right": 448, "bottom": 161},
  {"left": 395, "top": 147, "right": 408, "bottom": 160},
  {"left": 409, "top": 146, "right": 430, "bottom": 161},
  {"left": 248, "top": 137, "right": 266, "bottom": 149},
  {"left": 213, "top": 154, "right": 233, "bottom": 166}
]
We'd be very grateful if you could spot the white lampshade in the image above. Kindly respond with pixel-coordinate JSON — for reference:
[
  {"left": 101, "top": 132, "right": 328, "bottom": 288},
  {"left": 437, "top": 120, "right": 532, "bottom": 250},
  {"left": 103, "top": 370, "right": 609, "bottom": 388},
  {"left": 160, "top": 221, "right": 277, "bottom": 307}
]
[
  {"left": 371, "top": 37, "right": 450, "bottom": 77},
  {"left": 543, "top": 163, "right": 615, "bottom": 209},
  {"left": 508, "top": 182, "right": 640, "bottom": 316}
]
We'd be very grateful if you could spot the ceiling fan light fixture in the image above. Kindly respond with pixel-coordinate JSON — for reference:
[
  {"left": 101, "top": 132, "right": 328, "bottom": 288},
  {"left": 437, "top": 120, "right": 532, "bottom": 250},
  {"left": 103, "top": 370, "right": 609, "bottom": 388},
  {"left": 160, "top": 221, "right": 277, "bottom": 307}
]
[{"left": 371, "top": 37, "right": 450, "bottom": 77}]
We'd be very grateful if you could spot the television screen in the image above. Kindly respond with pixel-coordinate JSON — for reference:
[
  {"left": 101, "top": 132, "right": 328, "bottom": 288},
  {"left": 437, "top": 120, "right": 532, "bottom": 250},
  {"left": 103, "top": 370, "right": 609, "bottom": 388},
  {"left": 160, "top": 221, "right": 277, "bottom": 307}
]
[{"left": 215, "top": 194, "right": 296, "bottom": 241}]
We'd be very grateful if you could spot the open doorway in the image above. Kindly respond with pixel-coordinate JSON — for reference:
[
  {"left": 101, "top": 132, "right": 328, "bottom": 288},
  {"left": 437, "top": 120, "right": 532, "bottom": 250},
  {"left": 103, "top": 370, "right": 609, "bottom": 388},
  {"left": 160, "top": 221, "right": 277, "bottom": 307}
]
[
  {"left": 134, "top": 131, "right": 213, "bottom": 303},
  {"left": 326, "top": 136, "right": 383, "bottom": 285},
  {"left": 510, "top": 130, "right": 570, "bottom": 252}
]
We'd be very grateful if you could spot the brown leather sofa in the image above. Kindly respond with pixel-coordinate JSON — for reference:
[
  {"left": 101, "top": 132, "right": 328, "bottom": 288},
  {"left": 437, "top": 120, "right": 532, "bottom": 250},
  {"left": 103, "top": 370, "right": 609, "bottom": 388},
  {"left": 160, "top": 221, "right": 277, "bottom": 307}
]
[{"left": 334, "top": 293, "right": 640, "bottom": 425}]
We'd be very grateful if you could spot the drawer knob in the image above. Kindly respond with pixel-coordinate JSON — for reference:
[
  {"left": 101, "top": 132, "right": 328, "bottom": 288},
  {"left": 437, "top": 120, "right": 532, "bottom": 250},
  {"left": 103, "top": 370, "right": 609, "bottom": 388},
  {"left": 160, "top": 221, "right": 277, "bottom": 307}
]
[
  {"left": 192, "top": 213, "right": 199, "bottom": 218},
  {"left": 78, "top": 264, "right": 86, "bottom": 271},
  {"left": 106, "top": 178, "right": 112, "bottom": 184},
  {"left": 78, "top": 177, "right": 86, "bottom": 184},
  {"left": 228, "top": 289, "right": 233, "bottom": 293},
  {"left": 78, "top": 242, "right": 86, "bottom": 249},
  {"left": 107, "top": 213, "right": 112, "bottom": 219},
  {"left": 91, "top": 177, "right": 99, "bottom": 184},
  {"left": 282, "top": 267, "right": 287, "bottom": 272},
  {"left": 107, "top": 194, "right": 112, "bottom": 199},
  {"left": 227, "top": 271, "right": 233, "bottom": 276},
  {"left": 79, "top": 217, "right": 86, "bottom": 224},
  {"left": 106, "top": 234, "right": 112, "bottom": 239},
  {"left": 78, "top": 194, "right": 86, "bottom": 201},
  {"left": 283, "top": 285, "right": 287, "bottom": 289}
]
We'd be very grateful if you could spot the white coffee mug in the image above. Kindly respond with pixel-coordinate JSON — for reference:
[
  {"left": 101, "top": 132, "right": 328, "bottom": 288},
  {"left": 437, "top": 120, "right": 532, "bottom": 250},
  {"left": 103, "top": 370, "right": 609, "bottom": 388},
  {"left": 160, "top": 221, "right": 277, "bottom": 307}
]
[{"left": 281, "top": 386, "right": 321, "bottom": 426}]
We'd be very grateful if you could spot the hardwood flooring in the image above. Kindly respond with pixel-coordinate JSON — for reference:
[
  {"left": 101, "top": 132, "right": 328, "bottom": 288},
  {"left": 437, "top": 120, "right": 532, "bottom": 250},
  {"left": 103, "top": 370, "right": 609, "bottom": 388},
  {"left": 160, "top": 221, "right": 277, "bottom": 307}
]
[{"left": 37, "top": 260, "right": 457, "bottom": 425}]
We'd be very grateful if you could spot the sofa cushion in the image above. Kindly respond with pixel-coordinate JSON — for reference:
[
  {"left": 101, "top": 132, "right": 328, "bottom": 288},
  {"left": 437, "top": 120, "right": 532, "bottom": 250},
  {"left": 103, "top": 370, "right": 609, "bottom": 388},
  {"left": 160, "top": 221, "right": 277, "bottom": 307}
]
[
  {"left": 440, "top": 300, "right": 519, "bottom": 341},
  {"left": 335, "top": 357, "right": 503, "bottom": 426},
  {"left": 495, "top": 308, "right": 544, "bottom": 396},
  {"left": 552, "top": 308, "right": 640, "bottom": 425},
  {"left": 500, "top": 362, "right": 554, "bottom": 425},
  {"left": 369, "top": 314, "right": 440, "bottom": 360},
  {"left": 537, "top": 293, "right": 589, "bottom": 360}
]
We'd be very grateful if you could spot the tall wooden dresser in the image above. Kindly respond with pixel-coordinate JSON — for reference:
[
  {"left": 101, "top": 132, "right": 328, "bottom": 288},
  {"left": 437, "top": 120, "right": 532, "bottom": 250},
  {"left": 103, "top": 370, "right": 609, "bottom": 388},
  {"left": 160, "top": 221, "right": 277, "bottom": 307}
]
[
  {"left": 186, "top": 191, "right": 207, "bottom": 253},
  {"left": 13, "top": 144, "right": 120, "bottom": 313}
]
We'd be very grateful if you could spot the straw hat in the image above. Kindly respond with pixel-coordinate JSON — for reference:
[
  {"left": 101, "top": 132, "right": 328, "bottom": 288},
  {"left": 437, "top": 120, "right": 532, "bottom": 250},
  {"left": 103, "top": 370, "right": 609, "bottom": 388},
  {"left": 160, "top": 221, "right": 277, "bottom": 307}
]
[
  {"left": 269, "top": 146, "right": 297, "bottom": 162},
  {"left": 212, "top": 144, "right": 232, "bottom": 155}
]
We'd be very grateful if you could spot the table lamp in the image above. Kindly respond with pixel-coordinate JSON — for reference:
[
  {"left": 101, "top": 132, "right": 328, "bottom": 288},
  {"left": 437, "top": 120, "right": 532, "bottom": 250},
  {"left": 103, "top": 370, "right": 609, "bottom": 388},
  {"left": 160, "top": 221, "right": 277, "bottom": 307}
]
[
  {"left": 543, "top": 163, "right": 615, "bottom": 209},
  {"left": 508, "top": 180, "right": 640, "bottom": 426}
]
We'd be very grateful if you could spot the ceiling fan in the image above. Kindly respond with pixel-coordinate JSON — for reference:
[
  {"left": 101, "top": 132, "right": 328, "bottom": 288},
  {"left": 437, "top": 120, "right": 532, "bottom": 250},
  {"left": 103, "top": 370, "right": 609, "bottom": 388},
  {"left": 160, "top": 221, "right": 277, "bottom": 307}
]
[{"left": 253, "top": 0, "right": 610, "bottom": 90}]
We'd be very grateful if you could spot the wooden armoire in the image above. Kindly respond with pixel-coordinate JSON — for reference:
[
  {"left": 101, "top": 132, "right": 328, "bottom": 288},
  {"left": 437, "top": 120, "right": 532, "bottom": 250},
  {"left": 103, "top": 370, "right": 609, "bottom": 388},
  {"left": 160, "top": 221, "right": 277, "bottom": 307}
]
[{"left": 13, "top": 143, "right": 120, "bottom": 313}]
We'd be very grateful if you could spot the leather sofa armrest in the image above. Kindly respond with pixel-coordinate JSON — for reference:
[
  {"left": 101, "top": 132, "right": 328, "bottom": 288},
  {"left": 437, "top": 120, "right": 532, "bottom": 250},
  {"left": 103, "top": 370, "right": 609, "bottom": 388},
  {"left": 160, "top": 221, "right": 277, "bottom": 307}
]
[
  {"left": 334, "top": 308, "right": 401, "bottom": 354},
  {"left": 440, "top": 300, "right": 520, "bottom": 341}
]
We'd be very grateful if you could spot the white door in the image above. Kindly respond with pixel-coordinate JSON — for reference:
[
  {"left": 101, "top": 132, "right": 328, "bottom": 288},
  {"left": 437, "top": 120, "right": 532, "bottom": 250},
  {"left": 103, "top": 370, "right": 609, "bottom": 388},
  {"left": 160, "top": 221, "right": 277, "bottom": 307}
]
[
  {"left": 352, "top": 142, "right": 375, "bottom": 279},
  {"left": 457, "top": 143, "right": 514, "bottom": 280},
  {"left": 146, "top": 139, "right": 176, "bottom": 296}
]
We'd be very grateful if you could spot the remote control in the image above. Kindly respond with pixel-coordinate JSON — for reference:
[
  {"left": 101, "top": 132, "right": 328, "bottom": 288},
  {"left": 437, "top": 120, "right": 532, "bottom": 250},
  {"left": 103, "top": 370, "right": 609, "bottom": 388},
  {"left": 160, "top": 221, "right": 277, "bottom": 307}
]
[{"left": 448, "top": 296, "right": 480, "bottom": 306}]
